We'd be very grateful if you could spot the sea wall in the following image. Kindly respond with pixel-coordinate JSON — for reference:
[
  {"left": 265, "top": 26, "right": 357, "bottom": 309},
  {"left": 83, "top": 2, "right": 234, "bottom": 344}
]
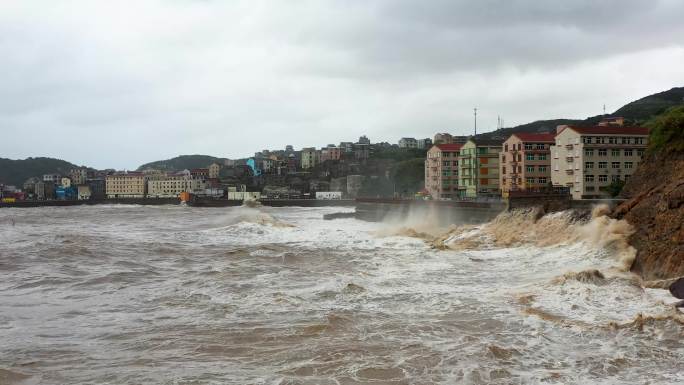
[{"left": 354, "top": 199, "right": 506, "bottom": 226}]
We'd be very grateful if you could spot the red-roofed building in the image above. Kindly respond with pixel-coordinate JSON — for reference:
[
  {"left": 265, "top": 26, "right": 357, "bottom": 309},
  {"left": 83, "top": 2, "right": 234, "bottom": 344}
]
[
  {"left": 550, "top": 125, "right": 649, "bottom": 199},
  {"left": 425, "top": 143, "right": 463, "bottom": 200},
  {"left": 500, "top": 132, "right": 556, "bottom": 197}
]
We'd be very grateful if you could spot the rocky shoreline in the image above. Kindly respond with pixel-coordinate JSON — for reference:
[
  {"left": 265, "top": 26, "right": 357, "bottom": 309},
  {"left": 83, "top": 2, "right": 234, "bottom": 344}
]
[{"left": 614, "top": 149, "right": 684, "bottom": 280}]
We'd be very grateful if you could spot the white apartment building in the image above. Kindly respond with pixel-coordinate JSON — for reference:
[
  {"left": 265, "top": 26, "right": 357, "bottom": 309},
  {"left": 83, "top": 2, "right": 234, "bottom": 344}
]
[
  {"left": 398, "top": 137, "right": 418, "bottom": 148},
  {"left": 147, "top": 176, "right": 207, "bottom": 198},
  {"left": 550, "top": 125, "right": 649, "bottom": 199}
]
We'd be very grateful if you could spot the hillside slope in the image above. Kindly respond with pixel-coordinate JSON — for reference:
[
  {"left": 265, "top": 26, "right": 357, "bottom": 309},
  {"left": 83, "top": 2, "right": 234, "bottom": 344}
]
[
  {"left": 137, "top": 155, "right": 226, "bottom": 172},
  {"left": 478, "top": 87, "right": 684, "bottom": 140},
  {"left": 0, "top": 157, "right": 79, "bottom": 187},
  {"left": 614, "top": 105, "right": 684, "bottom": 280}
]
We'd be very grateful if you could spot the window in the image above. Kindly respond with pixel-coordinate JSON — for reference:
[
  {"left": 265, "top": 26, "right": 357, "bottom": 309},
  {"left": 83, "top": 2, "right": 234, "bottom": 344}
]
[
  {"left": 443, "top": 161, "right": 450, "bottom": 166},
  {"left": 599, "top": 175, "right": 608, "bottom": 182},
  {"left": 585, "top": 162, "right": 594, "bottom": 169},
  {"left": 624, "top": 149, "right": 633, "bottom": 157},
  {"left": 526, "top": 153, "right": 534, "bottom": 161},
  {"left": 525, "top": 144, "right": 533, "bottom": 150},
  {"left": 625, "top": 162, "right": 633, "bottom": 169},
  {"left": 583, "top": 137, "right": 592, "bottom": 144},
  {"left": 538, "top": 166, "right": 547, "bottom": 173},
  {"left": 598, "top": 149, "right": 607, "bottom": 156},
  {"left": 502, "top": 167, "right": 506, "bottom": 174},
  {"left": 611, "top": 175, "right": 620, "bottom": 182},
  {"left": 611, "top": 149, "right": 620, "bottom": 157},
  {"left": 598, "top": 162, "right": 607, "bottom": 169},
  {"left": 585, "top": 149, "right": 594, "bottom": 156},
  {"left": 526, "top": 165, "right": 535, "bottom": 173},
  {"left": 611, "top": 162, "right": 620, "bottom": 169},
  {"left": 538, "top": 177, "right": 547, "bottom": 184},
  {"left": 504, "top": 144, "right": 508, "bottom": 152},
  {"left": 536, "top": 143, "right": 545, "bottom": 150},
  {"left": 585, "top": 175, "right": 595, "bottom": 183},
  {"left": 538, "top": 154, "right": 547, "bottom": 160},
  {"left": 526, "top": 177, "right": 535, "bottom": 185},
  {"left": 637, "top": 149, "right": 644, "bottom": 157},
  {"left": 608, "top": 137, "right": 617, "bottom": 144}
]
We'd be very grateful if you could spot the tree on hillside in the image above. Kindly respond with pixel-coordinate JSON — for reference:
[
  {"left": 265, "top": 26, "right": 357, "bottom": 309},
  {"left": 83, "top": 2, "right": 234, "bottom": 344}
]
[{"left": 647, "top": 105, "right": 684, "bottom": 153}]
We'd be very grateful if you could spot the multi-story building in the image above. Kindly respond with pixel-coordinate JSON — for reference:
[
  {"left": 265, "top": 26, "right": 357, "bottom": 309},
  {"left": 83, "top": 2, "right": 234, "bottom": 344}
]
[
  {"left": 550, "top": 125, "right": 649, "bottom": 199},
  {"left": 43, "top": 174, "right": 61, "bottom": 184},
  {"left": 434, "top": 133, "right": 452, "bottom": 145},
  {"left": 398, "top": 137, "right": 418, "bottom": 148},
  {"left": 301, "top": 147, "right": 319, "bottom": 169},
  {"left": 320, "top": 145, "right": 341, "bottom": 162},
  {"left": 434, "top": 133, "right": 468, "bottom": 145},
  {"left": 147, "top": 175, "right": 207, "bottom": 198},
  {"left": 339, "top": 142, "right": 354, "bottom": 153},
  {"left": 106, "top": 172, "right": 147, "bottom": 198},
  {"left": 424, "top": 144, "right": 463, "bottom": 200},
  {"left": 458, "top": 138, "right": 503, "bottom": 198},
  {"left": 69, "top": 168, "right": 89, "bottom": 185},
  {"left": 499, "top": 133, "right": 555, "bottom": 197},
  {"left": 190, "top": 168, "right": 209, "bottom": 179},
  {"left": 208, "top": 163, "right": 221, "bottom": 179},
  {"left": 417, "top": 138, "right": 433, "bottom": 149},
  {"left": 357, "top": 135, "right": 371, "bottom": 145}
]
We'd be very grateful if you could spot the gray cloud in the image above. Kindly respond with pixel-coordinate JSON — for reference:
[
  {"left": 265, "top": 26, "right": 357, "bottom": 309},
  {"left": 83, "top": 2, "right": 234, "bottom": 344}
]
[{"left": 1, "top": 0, "right": 683, "bottom": 169}]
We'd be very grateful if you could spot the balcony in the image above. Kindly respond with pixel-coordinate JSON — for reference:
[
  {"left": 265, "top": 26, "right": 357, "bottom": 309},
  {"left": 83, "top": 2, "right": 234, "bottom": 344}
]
[
  {"left": 565, "top": 157, "right": 574, "bottom": 162},
  {"left": 565, "top": 169, "right": 574, "bottom": 175},
  {"left": 565, "top": 144, "right": 573, "bottom": 150}
]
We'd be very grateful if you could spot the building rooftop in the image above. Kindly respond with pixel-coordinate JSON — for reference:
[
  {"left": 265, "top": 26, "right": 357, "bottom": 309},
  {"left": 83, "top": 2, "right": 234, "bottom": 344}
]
[
  {"left": 470, "top": 138, "right": 504, "bottom": 146},
  {"left": 434, "top": 143, "right": 463, "bottom": 151},
  {"left": 562, "top": 126, "right": 649, "bottom": 136},
  {"left": 511, "top": 132, "right": 556, "bottom": 142}
]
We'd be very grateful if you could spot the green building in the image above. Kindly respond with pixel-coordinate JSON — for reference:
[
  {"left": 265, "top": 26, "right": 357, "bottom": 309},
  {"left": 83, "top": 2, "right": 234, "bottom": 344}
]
[{"left": 458, "top": 138, "right": 504, "bottom": 198}]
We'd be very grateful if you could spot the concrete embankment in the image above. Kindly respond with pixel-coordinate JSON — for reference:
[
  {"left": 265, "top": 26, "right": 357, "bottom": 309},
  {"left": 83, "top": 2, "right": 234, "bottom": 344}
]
[
  {"left": 354, "top": 199, "right": 507, "bottom": 226},
  {"left": 0, "top": 198, "right": 180, "bottom": 208}
]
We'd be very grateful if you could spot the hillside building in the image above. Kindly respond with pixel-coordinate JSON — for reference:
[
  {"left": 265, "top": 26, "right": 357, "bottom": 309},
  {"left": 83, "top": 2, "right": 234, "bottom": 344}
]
[
  {"left": 301, "top": 147, "right": 319, "bottom": 169},
  {"left": 398, "top": 137, "right": 418, "bottom": 149},
  {"left": 424, "top": 143, "right": 463, "bottom": 200},
  {"left": 499, "top": 133, "right": 555, "bottom": 197},
  {"left": 550, "top": 125, "right": 649, "bottom": 199}
]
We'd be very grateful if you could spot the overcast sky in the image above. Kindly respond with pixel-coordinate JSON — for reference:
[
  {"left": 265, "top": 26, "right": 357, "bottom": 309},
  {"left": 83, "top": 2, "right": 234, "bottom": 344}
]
[{"left": 2, "top": 0, "right": 683, "bottom": 169}]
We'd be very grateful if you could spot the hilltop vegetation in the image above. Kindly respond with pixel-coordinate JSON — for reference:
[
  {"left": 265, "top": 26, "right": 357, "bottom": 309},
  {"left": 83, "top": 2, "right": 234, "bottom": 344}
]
[
  {"left": 478, "top": 87, "right": 684, "bottom": 140},
  {"left": 137, "top": 155, "right": 227, "bottom": 172},
  {"left": 0, "top": 157, "right": 80, "bottom": 186}
]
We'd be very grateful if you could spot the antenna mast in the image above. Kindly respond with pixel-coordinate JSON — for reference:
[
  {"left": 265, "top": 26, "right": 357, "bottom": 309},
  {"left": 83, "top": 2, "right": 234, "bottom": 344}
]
[{"left": 474, "top": 108, "right": 478, "bottom": 136}]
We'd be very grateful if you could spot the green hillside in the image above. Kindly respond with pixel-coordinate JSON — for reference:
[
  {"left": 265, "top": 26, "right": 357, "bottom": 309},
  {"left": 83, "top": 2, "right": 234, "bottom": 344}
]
[
  {"left": 137, "top": 154, "right": 227, "bottom": 172},
  {"left": 0, "top": 157, "right": 80, "bottom": 187}
]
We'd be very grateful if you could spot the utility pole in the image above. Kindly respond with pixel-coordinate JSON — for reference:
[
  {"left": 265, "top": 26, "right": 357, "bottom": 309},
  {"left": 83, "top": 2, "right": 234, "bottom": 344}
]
[
  {"left": 474, "top": 108, "right": 478, "bottom": 136},
  {"left": 603, "top": 104, "right": 606, "bottom": 115}
]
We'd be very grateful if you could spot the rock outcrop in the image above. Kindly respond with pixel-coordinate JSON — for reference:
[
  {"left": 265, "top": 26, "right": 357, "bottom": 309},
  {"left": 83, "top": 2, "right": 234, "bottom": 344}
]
[{"left": 614, "top": 150, "right": 684, "bottom": 280}]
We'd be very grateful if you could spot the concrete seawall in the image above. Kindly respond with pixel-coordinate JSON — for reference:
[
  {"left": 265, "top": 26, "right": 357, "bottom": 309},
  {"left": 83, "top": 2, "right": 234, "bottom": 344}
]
[{"left": 354, "top": 199, "right": 507, "bottom": 226}]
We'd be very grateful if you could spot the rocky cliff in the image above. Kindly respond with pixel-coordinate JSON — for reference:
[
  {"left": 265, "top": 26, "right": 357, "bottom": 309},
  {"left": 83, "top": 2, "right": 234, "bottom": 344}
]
[{"left": 614, "top": 108, "right": 684, "bottom": 281}]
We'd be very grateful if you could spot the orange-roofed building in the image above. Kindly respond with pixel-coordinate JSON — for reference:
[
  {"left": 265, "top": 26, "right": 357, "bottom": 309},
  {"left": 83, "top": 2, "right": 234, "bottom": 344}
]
[
  {"left": 499, "top": 132, "right": 556, "bottom": 197},
  {"left": 424, "top": 143, "right": 463, "bottom": 200}
]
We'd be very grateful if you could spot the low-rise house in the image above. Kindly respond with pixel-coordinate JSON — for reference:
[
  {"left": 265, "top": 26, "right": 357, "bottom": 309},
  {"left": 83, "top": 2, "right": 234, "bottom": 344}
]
[
  {"left": 78, "top": 185, "right": 92, "bottom": 200},
  {"left": 499, "top": 133, "right": 555, "bottom": 197},
  {"left": 550, "top": 124, "right": 649, "bottom": 199},
  {"left": 424, "top": 143, "right": 463, "bottom": 200}
]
